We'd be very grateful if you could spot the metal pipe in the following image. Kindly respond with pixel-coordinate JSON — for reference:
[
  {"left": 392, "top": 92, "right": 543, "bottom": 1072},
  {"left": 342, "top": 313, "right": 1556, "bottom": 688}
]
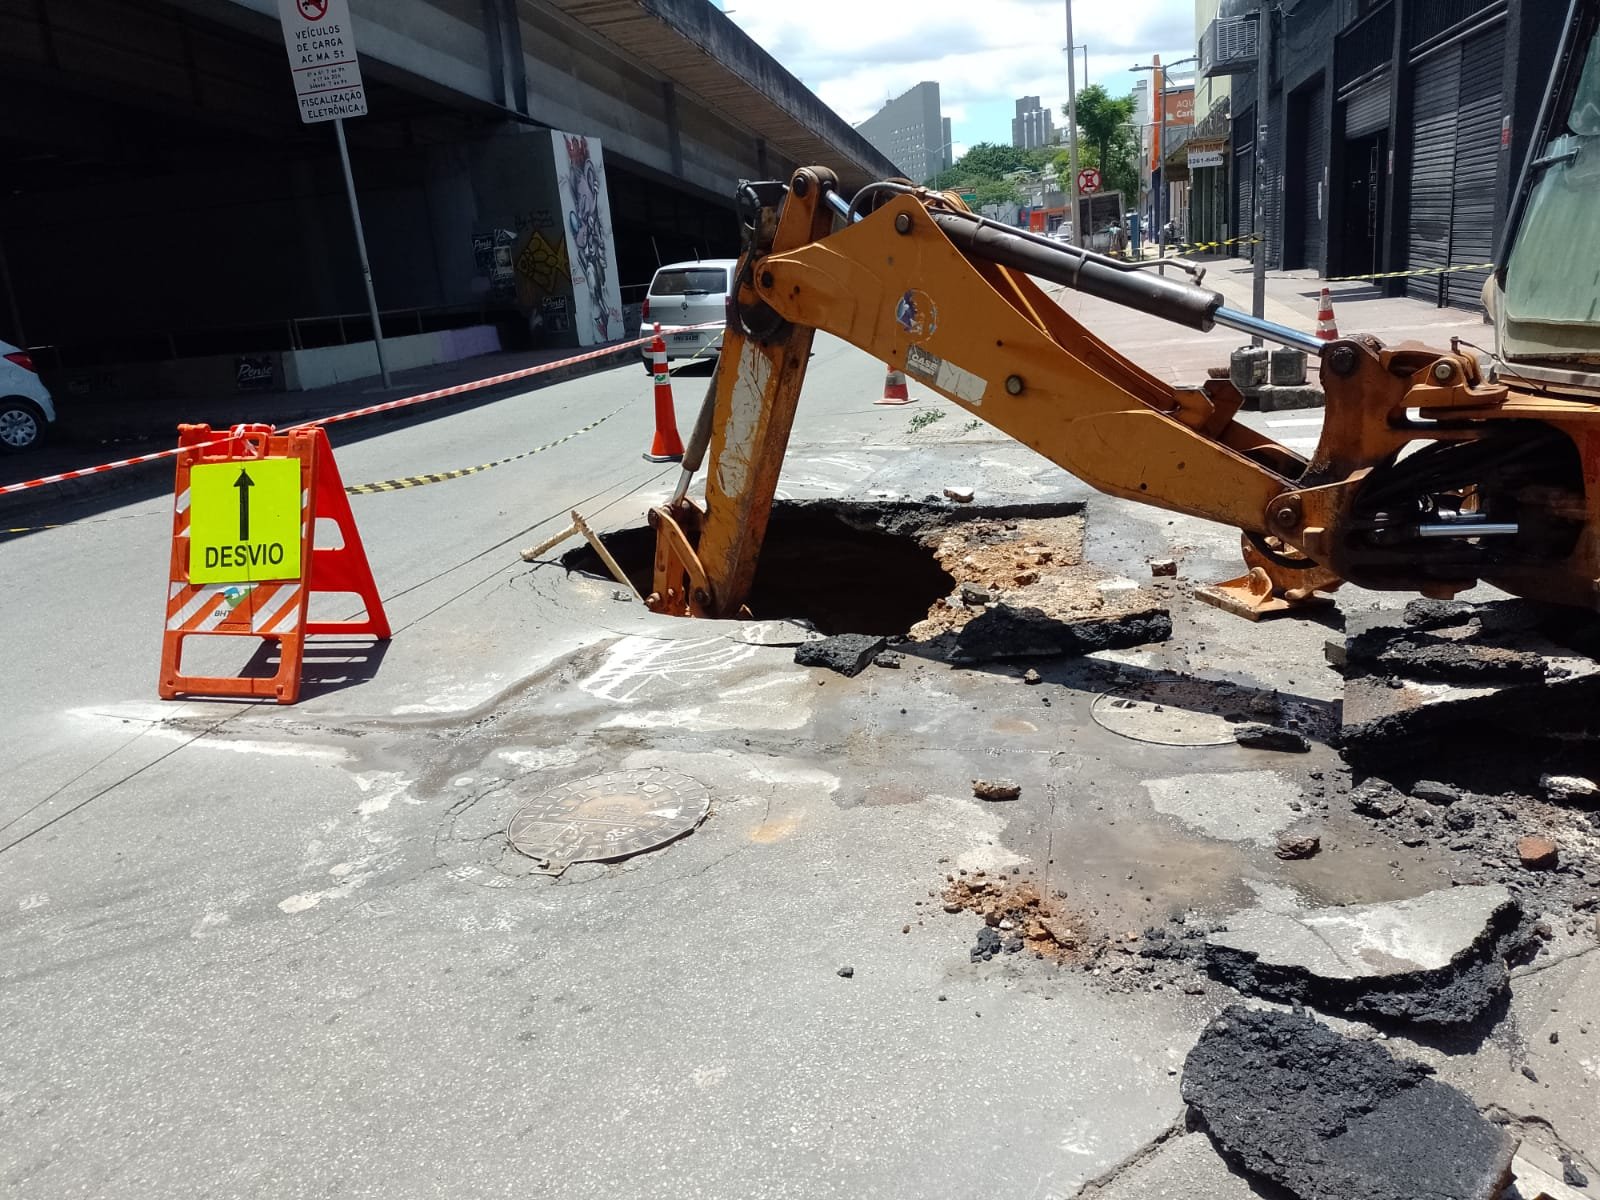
[
  {"left": 825, "top": 188, "right": 858, "bottom": 224},
  {"left": 671, "top": 369, "right": 721, "bottom": 504},
  {"left": 931, "top": 210, "right": 1224, "bottom": 330},
  {"left": 1212, "top": 306, "right": 1326, "bottom": 354},
  {"left": 1414, "top": 523, "right": 1519, "bottom": 538}
]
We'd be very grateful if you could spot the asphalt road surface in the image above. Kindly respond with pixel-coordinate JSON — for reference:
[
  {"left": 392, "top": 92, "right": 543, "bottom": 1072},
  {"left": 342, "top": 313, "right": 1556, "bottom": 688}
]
[{"left": 3, "top": 328, "right": 1593, "bottom": 1198}]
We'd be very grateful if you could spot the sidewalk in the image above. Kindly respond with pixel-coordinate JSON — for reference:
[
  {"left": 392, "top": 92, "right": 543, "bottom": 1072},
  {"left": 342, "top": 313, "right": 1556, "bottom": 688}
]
[{"left": 1044, "top": 256, "right": 1489, "bottom": 385}]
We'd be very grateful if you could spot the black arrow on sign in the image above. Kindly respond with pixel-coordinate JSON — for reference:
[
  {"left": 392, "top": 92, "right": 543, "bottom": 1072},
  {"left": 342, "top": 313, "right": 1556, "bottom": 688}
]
[{"left": 234, "top": 469, "right": 255, "bottom": 541}]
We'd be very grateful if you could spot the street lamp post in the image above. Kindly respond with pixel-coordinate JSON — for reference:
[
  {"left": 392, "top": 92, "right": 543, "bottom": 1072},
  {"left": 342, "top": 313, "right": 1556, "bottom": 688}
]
[
  {"left": 931, "top": 139, "right": 956, "bottom": 192},
  {"left": 1064, "top": 0, "right": 1081, "bottom": 245}
]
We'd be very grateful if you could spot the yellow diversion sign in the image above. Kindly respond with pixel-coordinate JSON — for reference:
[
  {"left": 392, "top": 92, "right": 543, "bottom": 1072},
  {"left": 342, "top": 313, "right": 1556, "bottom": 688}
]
[{"left": 188, "top": 458, "right": 302, "bottom": 583}]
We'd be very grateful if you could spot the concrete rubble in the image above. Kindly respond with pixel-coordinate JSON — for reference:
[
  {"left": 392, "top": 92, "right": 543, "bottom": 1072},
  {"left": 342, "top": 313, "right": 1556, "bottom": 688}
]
[
  {"left": 1202, "top": 884, "right": 1528, "bottom": 1027},
  {"left": 1182, "top": 1006, "right": 1518, "bottom": 1200}
]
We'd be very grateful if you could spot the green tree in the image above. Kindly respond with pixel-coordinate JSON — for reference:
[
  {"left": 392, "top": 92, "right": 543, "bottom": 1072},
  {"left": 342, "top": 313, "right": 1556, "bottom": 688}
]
[{"left": 1061, "top": 85, "right": 1139, "bottom": 199}]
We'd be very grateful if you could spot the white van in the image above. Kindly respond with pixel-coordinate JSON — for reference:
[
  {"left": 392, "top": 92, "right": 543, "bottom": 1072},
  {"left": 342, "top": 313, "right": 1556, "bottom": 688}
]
[{"left": 640, "top": 259, "right": 736, "bottom": 368}]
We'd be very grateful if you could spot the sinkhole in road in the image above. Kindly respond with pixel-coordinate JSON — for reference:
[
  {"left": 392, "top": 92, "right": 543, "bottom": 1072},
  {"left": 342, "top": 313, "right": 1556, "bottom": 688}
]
[{"left": 561, "top": 499, "right": 962, "bottom": 635}]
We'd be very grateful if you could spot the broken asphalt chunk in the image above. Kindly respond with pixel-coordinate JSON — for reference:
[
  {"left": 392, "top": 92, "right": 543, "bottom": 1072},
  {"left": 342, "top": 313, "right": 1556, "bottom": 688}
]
[
  {"left": 1203, "top": 884, "right": 1526, "bottom": 1027},
  {"left": 793, "top": 633, "right": 889, "bottom": 677},
  {"left": 1233, "top": 723, "right": 1311, "bottom": 753},
  {"left": 1182, "top": 1006, "right": 1517, "bottom": 1200},
  {"left": 951, "top": 599, "right": 1171, "bottom": 663}
]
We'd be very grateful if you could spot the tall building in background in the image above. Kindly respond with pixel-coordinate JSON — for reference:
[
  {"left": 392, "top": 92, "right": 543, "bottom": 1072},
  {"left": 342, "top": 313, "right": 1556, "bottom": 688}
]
[
  {"left": 856, "top": 82, "right": 950, "bottom": 183},
  {"left": 1011, "top": 96, "right": 1054, "bottom": 149}
]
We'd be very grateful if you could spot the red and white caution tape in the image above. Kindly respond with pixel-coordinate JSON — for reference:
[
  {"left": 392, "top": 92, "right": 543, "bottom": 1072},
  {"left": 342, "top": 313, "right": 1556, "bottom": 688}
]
[
  {"left": 0, "top": 324, "right": 719, "bottom": 497},
  {"left": 0, "top": 445, "right": 191, "bottom": 496}
]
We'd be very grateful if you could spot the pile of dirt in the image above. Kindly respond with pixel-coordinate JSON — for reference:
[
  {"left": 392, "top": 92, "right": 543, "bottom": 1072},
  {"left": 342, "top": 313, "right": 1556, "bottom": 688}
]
[
  {"left": 906, "top": 514, "right": 1171, "bottom": 661},
  {"left": 939, "top": 870, "right": 1088, "bottom": 961}
]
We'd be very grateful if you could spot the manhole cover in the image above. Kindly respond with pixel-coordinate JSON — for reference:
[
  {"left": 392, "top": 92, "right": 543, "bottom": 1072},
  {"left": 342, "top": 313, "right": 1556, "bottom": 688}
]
[
  {"left": 506, "top": 769, "right": 710, "bottom": 868},
  {"left": 1091, "top": 678, "right": 1248, "bottom": 746}
]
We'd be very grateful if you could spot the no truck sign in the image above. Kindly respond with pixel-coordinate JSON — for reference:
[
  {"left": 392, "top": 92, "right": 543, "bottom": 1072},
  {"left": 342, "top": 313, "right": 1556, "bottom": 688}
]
[{"left": 277, "top": 0, "right": 368, "bottom": 124}]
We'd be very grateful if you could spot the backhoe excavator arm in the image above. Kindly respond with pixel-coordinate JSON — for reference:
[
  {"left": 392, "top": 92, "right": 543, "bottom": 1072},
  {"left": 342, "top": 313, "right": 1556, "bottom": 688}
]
[{"left": 647, "top": 168, "right": 1600, "bottom": 622}]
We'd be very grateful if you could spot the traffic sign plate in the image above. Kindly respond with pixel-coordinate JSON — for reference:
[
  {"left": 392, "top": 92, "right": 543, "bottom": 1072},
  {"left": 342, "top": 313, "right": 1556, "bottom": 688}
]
[
  {"left": 277, "top": 0, "right": 367, "bottom": 124},
  {"left": 1077, "top": 168, "right": 1102, "bottom": 195},
  {"left": 188, "top": 458, "right": 302, "bottom": 583}
]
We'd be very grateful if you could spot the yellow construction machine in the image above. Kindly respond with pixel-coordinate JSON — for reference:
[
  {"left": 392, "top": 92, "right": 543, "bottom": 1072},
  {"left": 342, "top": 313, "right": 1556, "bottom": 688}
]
[{"left": 646, "top": 2, "right": 1600, "bottom": 624}]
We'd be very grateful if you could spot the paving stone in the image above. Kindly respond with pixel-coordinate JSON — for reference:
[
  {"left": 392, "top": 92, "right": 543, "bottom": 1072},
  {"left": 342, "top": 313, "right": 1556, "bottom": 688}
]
[{"left": 1182, "top": 1006, "right": 1517, "bottom": 1200}]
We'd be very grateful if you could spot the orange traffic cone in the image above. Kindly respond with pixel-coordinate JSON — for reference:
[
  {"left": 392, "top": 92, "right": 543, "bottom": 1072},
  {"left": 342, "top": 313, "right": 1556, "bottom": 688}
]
[
  {"left": 643, "top": 323, "right": 684, "bottom": 463},
  {"left": 1315, "top": 288, "right": 1340, "bottom": 341},
  {"left": 876, "top": 367, "right": 911, "bottom": 406}
]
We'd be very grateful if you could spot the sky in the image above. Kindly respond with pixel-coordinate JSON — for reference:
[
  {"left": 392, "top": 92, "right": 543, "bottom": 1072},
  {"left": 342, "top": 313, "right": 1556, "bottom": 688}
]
[{"left": 721, "top": 0, "right": 1200, "bottom": 157}]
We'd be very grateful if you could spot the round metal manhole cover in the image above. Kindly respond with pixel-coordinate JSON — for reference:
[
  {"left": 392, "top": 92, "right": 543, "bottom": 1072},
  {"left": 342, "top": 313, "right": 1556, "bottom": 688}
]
[
  {"left": 1091, "top": 678, "right": 1249, "bottom": 747},
  {"left": 506, "top": 769, "right": 710, "bottom": 867}
]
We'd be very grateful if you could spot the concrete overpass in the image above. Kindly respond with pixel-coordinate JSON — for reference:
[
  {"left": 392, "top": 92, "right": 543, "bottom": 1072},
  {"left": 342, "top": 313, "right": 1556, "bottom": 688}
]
[{"left": 0, "top": 0, "right": 896, "bottom": 393}]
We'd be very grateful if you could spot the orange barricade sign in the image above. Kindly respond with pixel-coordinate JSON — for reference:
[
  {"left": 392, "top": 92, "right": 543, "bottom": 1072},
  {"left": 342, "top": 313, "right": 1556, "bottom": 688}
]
[{"left": 158, "top": 423, "right": 389, "bottom": 704}]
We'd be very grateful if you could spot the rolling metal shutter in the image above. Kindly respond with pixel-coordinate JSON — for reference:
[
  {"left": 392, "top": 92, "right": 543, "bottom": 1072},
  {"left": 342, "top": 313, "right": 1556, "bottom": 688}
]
[
  {"left": 1234, "top": 108, "right": 1255, "bottom": 259},
  {"left": 1299, "top": 82, "right": 1328, "bottom": 271},
  {"left": 1406, "top": 46, "right": 1460, "bottom": 301},
  {"left": 1446, "top": 23, "right": 1506, "bottom": 307},
  {"left": 1342, "top": 73, "right": 1391, "bottom": 136}
]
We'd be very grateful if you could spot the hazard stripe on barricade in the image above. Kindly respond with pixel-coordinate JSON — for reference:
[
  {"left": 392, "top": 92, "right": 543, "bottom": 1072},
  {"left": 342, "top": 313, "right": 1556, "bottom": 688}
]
[
  {"left": 0, "top": 323, "right": 720, "bottom": 497},
  {"left": 165, "top": 580, "right": 304, "bottom": 635},
  {"left": 1325, "top": 262, "right": 1496, "bottom": 283}
]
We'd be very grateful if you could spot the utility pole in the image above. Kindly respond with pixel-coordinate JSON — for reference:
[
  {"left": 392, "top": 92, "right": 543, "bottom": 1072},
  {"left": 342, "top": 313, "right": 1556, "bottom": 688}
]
[
  {"left": 1157, "top": 58, "right": 1168, "bottom": 260},
  {"left": 1251, "top": 0, "right": 1271, "bottom": 343},
  {"left": 1064, "top": 0, "right": 1081, "bottom": 243}
]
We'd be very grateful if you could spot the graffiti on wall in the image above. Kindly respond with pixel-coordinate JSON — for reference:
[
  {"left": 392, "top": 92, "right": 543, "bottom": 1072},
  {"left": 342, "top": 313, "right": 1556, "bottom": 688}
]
[
  {"left": 472, "top": 229, "right": 519, "bottom": 298},
  {"left": 553, "top": 131, "right": 624, "bottom": 346}
]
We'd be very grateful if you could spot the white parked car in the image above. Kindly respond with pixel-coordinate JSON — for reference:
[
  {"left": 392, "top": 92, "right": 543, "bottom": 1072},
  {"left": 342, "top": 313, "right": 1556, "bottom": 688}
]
[
  {"left": 640, "top": 259, "right": 735, "bottom": 369},
  {"left": 0, "top": 340, "right": 56, "bottom": 453}
]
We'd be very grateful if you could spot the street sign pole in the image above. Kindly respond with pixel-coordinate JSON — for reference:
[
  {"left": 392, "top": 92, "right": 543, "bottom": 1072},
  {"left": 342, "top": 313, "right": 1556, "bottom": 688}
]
[
  {"left": 277, "top": 0, "right": 389, "bottom": 387},
  {"left": 333, "top": 117, "right": 390, "bottom": 388}
]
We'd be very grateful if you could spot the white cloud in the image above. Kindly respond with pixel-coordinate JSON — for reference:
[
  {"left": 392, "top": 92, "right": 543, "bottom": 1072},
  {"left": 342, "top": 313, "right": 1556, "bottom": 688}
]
[{"left": 728, "top": 0, "right": 1198, "bottom": 143}]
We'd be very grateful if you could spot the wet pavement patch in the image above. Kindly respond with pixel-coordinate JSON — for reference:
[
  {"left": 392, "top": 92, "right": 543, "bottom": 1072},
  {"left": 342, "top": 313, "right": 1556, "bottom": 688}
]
[
  {"left": 1202, "top": 883, "right": 1528, "bottom": 1028},
  {"left": 1182, "top": 1006, "right": 1518, "bottom": 1200}
]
